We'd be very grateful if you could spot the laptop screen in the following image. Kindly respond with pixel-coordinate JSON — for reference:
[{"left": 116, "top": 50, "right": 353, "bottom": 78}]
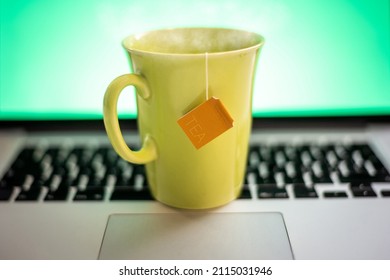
[{"left": 1, "top": 0, "right": 389, "bottom": 121}]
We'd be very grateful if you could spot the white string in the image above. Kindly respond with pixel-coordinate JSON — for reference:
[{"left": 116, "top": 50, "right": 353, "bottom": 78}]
[{"left": 205, "top": 52, "right": 209, "bottom": 100}]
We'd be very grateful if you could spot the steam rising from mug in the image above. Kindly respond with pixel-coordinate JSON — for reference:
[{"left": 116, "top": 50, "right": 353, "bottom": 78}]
[{"left": 124, "top": 28, "right": 261, "bottom": 54}]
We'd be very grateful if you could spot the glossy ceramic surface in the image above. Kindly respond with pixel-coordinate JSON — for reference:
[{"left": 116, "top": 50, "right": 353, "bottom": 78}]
[{"left": 103, "top": 28, "right": 264, "bottom": 209}]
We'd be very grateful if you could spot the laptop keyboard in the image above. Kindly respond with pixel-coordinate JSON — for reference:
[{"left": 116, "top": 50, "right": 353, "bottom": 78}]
[{"left": 1, "top": 142, "right": 390, "bottom": 202}]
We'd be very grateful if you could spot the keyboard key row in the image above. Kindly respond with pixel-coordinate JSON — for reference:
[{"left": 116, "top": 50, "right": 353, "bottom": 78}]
[
  {"left": 3, "top": 181, "right": 390, "bottom": 202},
  {"left": 257, "top": 182, "right": 390, "bottom": 199},
  {"left": 1, "top": 143, "right": 390, "bottom": 202},
  {"left": 248, "top": 144, "right": 390, "bottom": 183}
]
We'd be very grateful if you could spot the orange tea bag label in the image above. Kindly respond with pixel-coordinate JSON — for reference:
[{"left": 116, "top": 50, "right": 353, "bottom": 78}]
[{"left": 177, "top": 97, "right": 234, "bottom": 149}]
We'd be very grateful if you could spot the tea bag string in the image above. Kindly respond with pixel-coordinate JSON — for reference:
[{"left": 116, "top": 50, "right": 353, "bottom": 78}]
[{"left": 205, "top": 52, "right": 209, "bottom": 100}]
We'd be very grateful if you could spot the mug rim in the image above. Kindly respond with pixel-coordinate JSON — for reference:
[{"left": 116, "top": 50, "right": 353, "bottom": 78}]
[{"left": 122, "top": 27, "right": 265, "bottom": 57}]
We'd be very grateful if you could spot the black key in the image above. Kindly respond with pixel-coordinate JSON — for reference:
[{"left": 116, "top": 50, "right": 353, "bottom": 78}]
[
  {"left": 311, "top": 160, "right": 332, "bottom": 182},
  {"left": 129, "top": 173, "right": 148, "bottom": 188},
  {"left": 352, "top": 144, "right": 372, "bottom": 159},
  {"left": 0, "top": 189, "right": 13, "bottom": 201},
  {"left": 94, "top": 146, "right": 110, "bottom": 158},
  {"left": 128, "top": 166, "right": 149, "bottom": 188},
  {"left": 371, "top": 161, "right": 390, "bottom": 182},
  {"left": 45, "top": 177, "right": 72, "bottom": 201},
  {"left": 258, "top": 184, "right": 288, "bottom": 199},
  {"left": 11, "top": 148, "right": 33, "bottom": 171},
  {"left": 45, "top": 147, "right": 60, "bottom": 157},
  {"left": 103, "top": 148, "right": 119, "bottom": 166},
  {"left": 381, "top": 190, "right": 390, "bottom": 197},
  {"left": 78, "top": 166, "right": 93, "bottom": 177},
  {"left": 30, "top": 179, "right": 47, "bottom": 190},
  {"left": 338, "top": 159, "right": 376, "bottom": 183},
  {"left": 16, "top": 188, "right": 41, "bottom": 201},
  {"left": 74, "top": 188, "right": 104, "bottom": 201},
  {"left": 366, "top": 154, "right": 390, "bottom": 182},
  {"left": 114, "top": 161, "right": 135, "bottom": 186},
  {"left": 0, "top": 179, "right": 12, "bottom": 190},
  {"left": 51, "top": 155, "right": 69, "bottom": 171},
  {"left": 274, "top": 147, "right": 287, "bottom": 168},
  {"left": 114, "top": 174, "right": 131, "bottom": 187},
  {"left": 334, "top": 144, "right": 350, "bottom": 160},
  {"left": 247, "top": 147, "right": 261, "bottom": 169},
  {"left": 238, "top": 185, "right": 251, "bottom": 199},
  {"left": 44, "top": 189, "right": 69, "bottom": 201},
  {"left": 284, "top": 174, "right": 305, "bottom": 184},
  {"left": 369, "top": 173, "right": 390, "bottom": 183},
  {"left": 369, "top": 154, "right": 387, "bottom": 170},
  {"left": 339, "top": 173, "right": 372, "bottom": 183},
  {"left": 311, "top": 173, "right": 333, "bottom": 183},
  {"left": 272, "top": 165, "right": 285, "bottom": 174},
  {"left": 69, "top": 146, "right": 84, "bottom": 157},
  {"left": 298, "top": 145, "right": 315, "bottom": 159},
  {"left": 350, "top": 182, "right": 377, "bottom": 197},
  {"left": 110, "top": 186, "right": 154, "bottom": 200},
  {"left": 133, "top": 164, "right": 146, "bottom": 175},
  {"left": 259, "top": 146, "right": 275, "bottom": 165},
  {"left": 323, "top": 191, "right": 348, "bottom": 198},
  {"left": 57, "top": 177, "right": 75, "bottom": 190},
  {"left": 15, "top": 190, "right": 39, "bottom": 201},
  {"left": 375, "top": 172, "right": 390, "bottom": 182},
  {"left": 293, "top": 184, "right": 318, "bottom": 198},
  {"left": 89, "top": 149, "right": 106, "bottom": 169},
  {"left": 14, "top": 148, "right": 46, "bottom": 178},
  {"left": 284, "top": 146, "right": 300, "bottom": 162},
  {"left": 1, "top": 168, "right": 25, "bottom": 187},
  {"left": 244, "top": 172, "right": 251, "bottom": 185},
  {"left": 257, "top": 176, "right": 276, "bottom": 185},
  {"left": 284, "top": 162, "right": 305, "bottom": 184},
  {"left": 309, "top": 145, "right": 326, "bottom": 160},
  {"left": 74, "top": 173, "right": 90, "bottom": 190},
  {"left": 86, "top": 175, "right": 107, "bottom": 188},
  {"left": 256, "top": 164, "right": 276, "bottom": 185},
  {"left": 106, "top": 166, "right": 119, "bottom": 177}
]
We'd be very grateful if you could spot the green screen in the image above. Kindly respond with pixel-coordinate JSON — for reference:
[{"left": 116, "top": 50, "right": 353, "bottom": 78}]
[{"left": 1, "top": 0, "right": 389, "bottom": 120}]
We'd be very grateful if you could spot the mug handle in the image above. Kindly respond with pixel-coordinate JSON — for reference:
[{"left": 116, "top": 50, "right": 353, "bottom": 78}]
[{"left": 103, "top": 74, "right": 157, "bottom": 164}]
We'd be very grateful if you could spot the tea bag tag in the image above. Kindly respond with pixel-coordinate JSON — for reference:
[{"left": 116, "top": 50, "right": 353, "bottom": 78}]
[
  {"left": 177, "top": 97, "right": 234, "bottom": 149},
  {"left": 177, "top": 52, "right": 234, "bottom": 149}
]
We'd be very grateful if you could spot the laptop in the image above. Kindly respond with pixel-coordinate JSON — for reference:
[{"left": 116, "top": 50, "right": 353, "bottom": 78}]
[{"left": 1, "top": 0, "right": 389, "bottom": 260}]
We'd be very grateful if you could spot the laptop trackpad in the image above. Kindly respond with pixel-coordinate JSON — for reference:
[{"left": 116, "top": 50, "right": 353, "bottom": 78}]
[{"left": 98, "top": 212, "right": 294, "bottom": 259}]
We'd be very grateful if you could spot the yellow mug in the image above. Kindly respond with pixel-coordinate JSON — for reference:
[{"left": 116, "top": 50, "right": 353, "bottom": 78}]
[{"left": 103, "top": 28, "right": 264, "bottom": 209}]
